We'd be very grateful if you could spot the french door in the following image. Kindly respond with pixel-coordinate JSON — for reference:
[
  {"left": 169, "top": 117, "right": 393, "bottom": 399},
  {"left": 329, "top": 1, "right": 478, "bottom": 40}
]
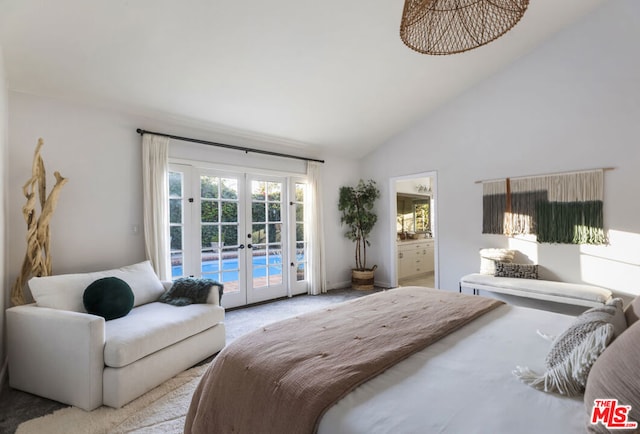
[{"left": 169, "top": 164, "right": 308, "bottom": 308}]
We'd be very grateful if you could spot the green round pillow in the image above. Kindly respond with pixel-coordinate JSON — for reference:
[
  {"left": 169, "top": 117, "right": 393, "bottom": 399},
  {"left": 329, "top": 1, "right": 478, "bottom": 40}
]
[{"left": 83, "top": 277, "right": 134, "bottom": 320}]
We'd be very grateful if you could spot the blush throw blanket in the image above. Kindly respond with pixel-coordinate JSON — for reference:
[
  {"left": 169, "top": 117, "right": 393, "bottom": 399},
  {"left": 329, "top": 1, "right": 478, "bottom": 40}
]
[{"left": 184, "top": 287, "right": 503, "bottom": 434}]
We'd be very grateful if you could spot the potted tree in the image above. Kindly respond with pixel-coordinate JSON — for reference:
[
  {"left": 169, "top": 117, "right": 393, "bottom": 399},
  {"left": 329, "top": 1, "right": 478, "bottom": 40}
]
[{"left": 338, "top": 179, "right": 380, "bottom": 290}]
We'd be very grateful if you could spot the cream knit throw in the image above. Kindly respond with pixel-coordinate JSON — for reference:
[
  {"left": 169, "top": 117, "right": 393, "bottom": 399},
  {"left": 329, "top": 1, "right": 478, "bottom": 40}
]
[{"left": 514, "top": 298, "right": 625, "bottom": 396}]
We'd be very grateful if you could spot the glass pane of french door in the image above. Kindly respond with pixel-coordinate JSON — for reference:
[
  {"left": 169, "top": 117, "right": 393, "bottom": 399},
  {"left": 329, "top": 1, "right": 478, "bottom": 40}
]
[
  {"left": 198, "top": 172, "right": 246, "bottom": 308},
  {"left": 169, "top": 170, "right": 186, "bottom": 279},
  {"left": 289, "top": 180, "right": 309, "bottom": 295},
  {"left": 246, "top": 176, "right": 288, "bottom": 304}
]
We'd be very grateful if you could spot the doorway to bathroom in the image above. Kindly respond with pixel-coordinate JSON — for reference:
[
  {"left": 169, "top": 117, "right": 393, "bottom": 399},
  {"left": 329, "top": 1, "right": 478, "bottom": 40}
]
[{"left": 390, "top": 172, "right": 438, "bottom": 289}]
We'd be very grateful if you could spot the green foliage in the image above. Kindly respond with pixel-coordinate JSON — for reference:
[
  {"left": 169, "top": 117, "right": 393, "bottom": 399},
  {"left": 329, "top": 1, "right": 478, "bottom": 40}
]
[
  {"left": 169, "top": 172, "right": 242, "bottom": 252},
  {"left": 338, "top": 179, "right": 380, "bottom": 271},
  {"left": 169, "top": 173, "right": 297, "bottom": 254}
]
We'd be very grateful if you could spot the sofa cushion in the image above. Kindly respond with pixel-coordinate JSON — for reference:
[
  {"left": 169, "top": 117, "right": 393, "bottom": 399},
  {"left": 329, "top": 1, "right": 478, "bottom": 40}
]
[
  {"left": 103, "top": 302, "right": 225, "bottom": 368},
  {"left": 29, "top": 261, "right": 165, "bottom": 312},
  {"left": 83, "top": 277, "right": 134, "bottom": 320}
]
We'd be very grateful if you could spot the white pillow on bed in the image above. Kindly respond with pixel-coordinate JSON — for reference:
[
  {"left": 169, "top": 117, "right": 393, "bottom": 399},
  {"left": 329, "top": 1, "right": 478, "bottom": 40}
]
[{"left": 513, "top": 298, "right": 626, "bottom": 396}]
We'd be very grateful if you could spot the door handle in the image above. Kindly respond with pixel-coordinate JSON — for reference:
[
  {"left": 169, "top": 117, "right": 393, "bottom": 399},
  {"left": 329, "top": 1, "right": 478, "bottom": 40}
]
[
  {"left": 238, "top": 244, "right": 245, "bottom": 249},
  {"left": 247, "top": 244, "right": 253, "bottom": 249}
]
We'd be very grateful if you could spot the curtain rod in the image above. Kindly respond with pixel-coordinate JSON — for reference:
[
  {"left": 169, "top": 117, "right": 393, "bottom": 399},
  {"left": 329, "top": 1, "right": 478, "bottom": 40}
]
[
  {"left": 136, "top": 128, "right": 325, "bottom": 164},
  {"left": 474, "top": 167, "right": 615, "bottom": 184}
]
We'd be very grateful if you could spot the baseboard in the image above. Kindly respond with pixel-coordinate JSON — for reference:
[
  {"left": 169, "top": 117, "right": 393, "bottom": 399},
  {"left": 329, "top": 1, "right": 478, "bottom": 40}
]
[
  {"left": 328, "top": 280, "right": 351, "bottom": 291},
  {"left": 328, "top": 280, "right": 393, "bottom": 290},
  {"left": 0, "top": 355, "right": 8, "bottom": 392}
]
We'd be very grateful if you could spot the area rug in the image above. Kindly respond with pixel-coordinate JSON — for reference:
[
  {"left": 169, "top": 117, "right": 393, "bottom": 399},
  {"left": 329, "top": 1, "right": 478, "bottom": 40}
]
[{"left": 16, "top": 364, "right": 208, "bottom": 434}]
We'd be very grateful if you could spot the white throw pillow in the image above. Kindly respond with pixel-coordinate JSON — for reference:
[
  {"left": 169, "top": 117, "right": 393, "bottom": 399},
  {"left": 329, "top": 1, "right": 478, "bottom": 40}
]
[
  {"left": 29, "top": 261, "right": 165, "bottom": 312},
  {"left": 479, "top": 248, "right": 515, "bottom": 275}
]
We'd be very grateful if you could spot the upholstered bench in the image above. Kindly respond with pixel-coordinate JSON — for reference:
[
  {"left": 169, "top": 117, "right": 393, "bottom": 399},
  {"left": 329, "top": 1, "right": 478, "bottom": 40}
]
[{"left": 459, "top": 273, "right": 613, "bottom": 308}]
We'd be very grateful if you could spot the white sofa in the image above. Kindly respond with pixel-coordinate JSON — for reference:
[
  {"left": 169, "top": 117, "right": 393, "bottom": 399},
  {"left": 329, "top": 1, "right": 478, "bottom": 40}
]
[{"left": 6, "top": 261, "right": 225, "bottom": 411}]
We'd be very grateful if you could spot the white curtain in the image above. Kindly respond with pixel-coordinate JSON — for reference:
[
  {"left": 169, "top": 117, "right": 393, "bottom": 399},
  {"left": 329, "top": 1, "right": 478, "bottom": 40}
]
[
  {"left": 307, "top": 161, "right": 327, "bottom": 294},
  {"left": 142, "top": 133, "right": 171, "bottom": 280}
]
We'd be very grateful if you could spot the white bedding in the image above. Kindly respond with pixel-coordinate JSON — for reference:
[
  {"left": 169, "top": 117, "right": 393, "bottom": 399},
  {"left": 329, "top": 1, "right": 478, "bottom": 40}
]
[{"left": 319, "top": 304, "right": 586, "bottom": 434}]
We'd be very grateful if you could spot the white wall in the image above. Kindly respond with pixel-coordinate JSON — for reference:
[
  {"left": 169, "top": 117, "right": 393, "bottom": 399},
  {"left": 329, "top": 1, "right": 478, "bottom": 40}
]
[
  {"left": 8, "top": 93, "right": 147, "bottom": 283},
  {"left": 320, "top": 154, "right": 364, "bottom": 289},
  {"left": 0, "top": 45, "right": 9, "bottom": 386},
  {"left": 6, "top": 92, "right": 359, "bottom": 304},
  {"left": 362, "top": 0, "right": 640, "bottom": 302}
]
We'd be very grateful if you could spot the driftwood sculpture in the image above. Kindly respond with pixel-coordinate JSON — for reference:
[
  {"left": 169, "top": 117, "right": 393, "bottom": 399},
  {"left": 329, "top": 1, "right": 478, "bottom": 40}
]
[{"left": 10, "top": 138, "right": 68, "bottom": 306}]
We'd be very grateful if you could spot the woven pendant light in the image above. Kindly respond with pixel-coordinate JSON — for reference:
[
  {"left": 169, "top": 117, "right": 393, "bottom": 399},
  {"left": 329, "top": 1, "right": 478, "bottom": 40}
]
[{"left": 400, "top": 0, "right": 529, "bottom": 55}]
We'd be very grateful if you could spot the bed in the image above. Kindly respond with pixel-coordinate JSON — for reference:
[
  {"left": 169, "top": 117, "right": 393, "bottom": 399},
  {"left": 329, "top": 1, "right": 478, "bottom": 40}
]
[{"left": 184, "top": 286, "right": 640, "bottom": 434}]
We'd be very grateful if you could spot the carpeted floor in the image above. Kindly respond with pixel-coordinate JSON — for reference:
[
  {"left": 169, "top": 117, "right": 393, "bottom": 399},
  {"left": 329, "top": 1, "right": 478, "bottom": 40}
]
[{"left": 0, "top": 287, "right": 383, "bottom": 434}]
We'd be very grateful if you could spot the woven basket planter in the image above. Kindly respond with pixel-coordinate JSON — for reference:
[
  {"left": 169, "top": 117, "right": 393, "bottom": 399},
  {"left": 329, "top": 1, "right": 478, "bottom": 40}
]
[{"left": 352, "top": 269, "right": 375, "bottom": 290}]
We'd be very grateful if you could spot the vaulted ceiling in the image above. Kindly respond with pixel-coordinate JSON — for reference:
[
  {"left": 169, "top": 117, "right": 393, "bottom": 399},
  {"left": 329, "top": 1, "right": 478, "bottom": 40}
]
[{"left": 0, "top": 0, "right": 606, "bottom": 158}]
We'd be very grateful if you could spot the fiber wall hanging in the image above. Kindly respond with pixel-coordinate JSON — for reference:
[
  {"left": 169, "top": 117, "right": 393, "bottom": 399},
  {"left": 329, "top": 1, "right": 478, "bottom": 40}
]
[{"left": 481, "top": 169, "right": 606, "bottom": 245}]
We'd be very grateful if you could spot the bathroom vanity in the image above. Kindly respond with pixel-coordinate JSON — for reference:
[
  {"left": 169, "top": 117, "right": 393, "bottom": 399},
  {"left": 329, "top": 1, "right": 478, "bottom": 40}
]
[{"left": 397, "top": 238, "right": 434, "bottom": 279}]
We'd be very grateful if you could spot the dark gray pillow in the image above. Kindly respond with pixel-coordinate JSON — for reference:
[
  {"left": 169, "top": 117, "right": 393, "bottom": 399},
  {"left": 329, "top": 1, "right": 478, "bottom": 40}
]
[
  {"left": 494, "top": 262, "right": 538, "bottom": 279},
  {"left": 585, "top": 320, "right": 640, "bottom": 433},
  {"left": 624, "top": 295, "right": 640, "bottom": 326}
]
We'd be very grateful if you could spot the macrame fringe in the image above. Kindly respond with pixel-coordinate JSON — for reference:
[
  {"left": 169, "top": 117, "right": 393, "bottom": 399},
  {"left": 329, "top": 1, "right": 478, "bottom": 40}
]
[
  {"left": 482, "top": 181, "right": 507, "bottom": 234},
  {"left": 536, "top": 329, "right": 555, "bottom": 342},
  {"left": 536, "top": 201, "right": 606, "bottom": 244},
  {"left": 481, "top": 170, "right": 606, "bottom": 244},
  {"left": 513, "top": 324, "right": 613, "bottom": 396}
]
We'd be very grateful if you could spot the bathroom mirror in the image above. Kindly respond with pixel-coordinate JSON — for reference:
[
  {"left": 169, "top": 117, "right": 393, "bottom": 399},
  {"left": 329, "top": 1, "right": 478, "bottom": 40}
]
[{"left": 397, "top": 194, "right": 431, "bottom": 235}]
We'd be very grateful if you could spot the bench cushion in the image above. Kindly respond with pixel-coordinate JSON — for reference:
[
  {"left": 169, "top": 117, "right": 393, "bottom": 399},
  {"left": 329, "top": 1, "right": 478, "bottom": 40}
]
[
  {"left": 460, "top": 273, "right": 612, "bottom": 306},
  {"left": 104, "top": 302, "right": 224, "bottom": 368}
]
